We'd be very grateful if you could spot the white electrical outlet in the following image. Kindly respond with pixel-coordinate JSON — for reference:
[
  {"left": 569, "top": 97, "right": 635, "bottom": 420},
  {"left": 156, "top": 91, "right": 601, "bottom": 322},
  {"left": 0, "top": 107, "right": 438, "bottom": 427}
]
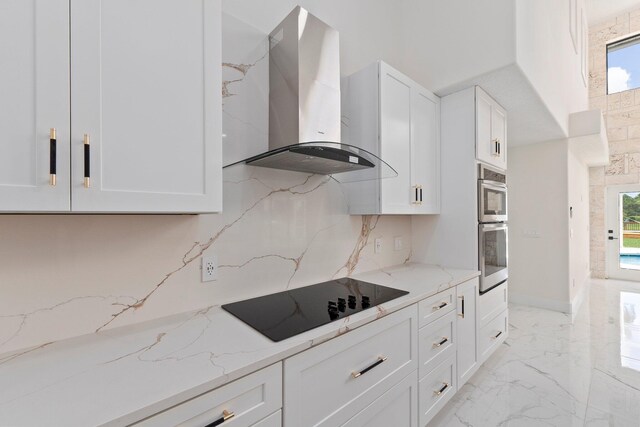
[
  {"left": 394, "top": 236, "right": 403, "bottom": 251},
  {"left": 201, "top": 255, "right": 217, "bottom": 282},
  {"left": 374, "top": 238, "right": 383, "bottom": 254}
]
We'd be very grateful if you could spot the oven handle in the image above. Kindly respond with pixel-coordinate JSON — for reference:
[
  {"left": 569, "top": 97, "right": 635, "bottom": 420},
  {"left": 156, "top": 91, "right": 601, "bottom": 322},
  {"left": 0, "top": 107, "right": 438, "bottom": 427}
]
[
  {"left": 479, "top": 179, "right": 507, "bottom": 190},
  {"left": 479, "top": 223, "right": 508, "bottom": 232}
]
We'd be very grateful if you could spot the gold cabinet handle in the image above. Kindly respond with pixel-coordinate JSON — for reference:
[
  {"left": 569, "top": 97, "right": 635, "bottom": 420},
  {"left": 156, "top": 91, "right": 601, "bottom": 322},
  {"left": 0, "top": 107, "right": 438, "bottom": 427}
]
[
  {"left": 351, "top": 356, "right": 387, "bottom": 378},
  {"left": 433, "top": 337, "right": 449, "bottom": 348},
  {"left": 49, "top": 128, "right": 57, "bottom": 186},
  {"left": 83, "top": 134, "right": 90, "bottom": 188},
  {"left": 205, "top": 409, "right": 234, "bottom": 427},
  {"left": 433, "top": 382, "right": 450, "bottom": 396}
]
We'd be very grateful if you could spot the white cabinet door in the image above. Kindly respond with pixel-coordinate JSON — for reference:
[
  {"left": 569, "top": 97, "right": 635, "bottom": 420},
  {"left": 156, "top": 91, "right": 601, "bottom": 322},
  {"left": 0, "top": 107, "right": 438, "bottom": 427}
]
[
  {"left": 70, "top": 0, "right": 222, "bottom": 213},
  {"left": 475, "top": 88, "right": 494, "bottom": 168},
  {"left": 456, "top": 278, "right": 478, "bottom": 388},
  {"left": 491, "top": 102, "right": 507, "bottom": 170},
  {"left": 0, "top": 0, "right": 70, "bottom": 212},
  {"left": 379, "top": 64, "right": 412, "bottom": 214},
  {"left": 475, "top": 87, "right": 507, "bottom": 171},
  {"left": 410, "top": 89, "right": 440, "bottom": 214},
  {"left": 341, "top": 373, "right": 418, "bottom": 427}
]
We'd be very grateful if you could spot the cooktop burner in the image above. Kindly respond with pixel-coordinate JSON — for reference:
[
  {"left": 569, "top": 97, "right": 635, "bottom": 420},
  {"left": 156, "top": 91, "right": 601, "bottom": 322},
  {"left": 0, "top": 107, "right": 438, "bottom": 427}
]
[{"left": 222, "top": 278, "right": 409, "bottom": 342}]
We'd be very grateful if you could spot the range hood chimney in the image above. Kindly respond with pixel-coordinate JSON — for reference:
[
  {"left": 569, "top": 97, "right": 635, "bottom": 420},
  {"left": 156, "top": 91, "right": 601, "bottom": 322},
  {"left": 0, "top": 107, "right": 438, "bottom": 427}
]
[{"left": 234, "top": 6, "right": 395, "bottom": 181}]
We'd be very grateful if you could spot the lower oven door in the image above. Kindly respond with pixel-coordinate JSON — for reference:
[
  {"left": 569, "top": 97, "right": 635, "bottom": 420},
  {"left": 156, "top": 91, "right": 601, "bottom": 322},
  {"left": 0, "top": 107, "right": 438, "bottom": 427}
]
[{"left": 479, "top": 223, "right": 508, "bottom": 294}]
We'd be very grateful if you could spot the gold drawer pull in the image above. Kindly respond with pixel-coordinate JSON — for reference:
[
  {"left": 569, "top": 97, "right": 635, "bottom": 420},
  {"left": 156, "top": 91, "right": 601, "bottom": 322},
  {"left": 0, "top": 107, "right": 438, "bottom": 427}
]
[
  {"left": 432, "top": 302, "right": 448, "bottom": 311},
  {"left": 352, "top": 356, "right": 387, "bottom": 379},
  {"left": 205, "top": 410, "right": 234, "bottom": 427},
  {"left": 433, "top": 337, "right": 449, "bottom": 348},
  {"left": 434, "top": 382, "right": 450, "bottom": 396},
  {"left": 491, "top": 331, "right": 503, "bottom": 340}
]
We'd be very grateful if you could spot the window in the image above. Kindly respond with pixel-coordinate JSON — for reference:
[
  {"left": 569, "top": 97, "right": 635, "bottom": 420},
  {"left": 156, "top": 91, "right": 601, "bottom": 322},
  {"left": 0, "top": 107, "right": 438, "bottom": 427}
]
[{"left": 607, "top": 34, "right": 640, "bottom": 94}]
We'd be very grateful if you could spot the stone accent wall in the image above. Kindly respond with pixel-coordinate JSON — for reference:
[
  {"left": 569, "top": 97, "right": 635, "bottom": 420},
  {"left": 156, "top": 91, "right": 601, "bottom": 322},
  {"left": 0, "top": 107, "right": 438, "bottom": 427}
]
[{"left": 589, "top": 10, "right": 640, "bottom": 278}]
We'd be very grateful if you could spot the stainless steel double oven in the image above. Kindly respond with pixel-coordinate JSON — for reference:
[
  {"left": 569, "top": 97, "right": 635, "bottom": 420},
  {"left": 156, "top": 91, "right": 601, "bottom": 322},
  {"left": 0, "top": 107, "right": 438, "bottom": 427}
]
[{"left": 478, "top": 164, "right": 508, "bottom": 294}]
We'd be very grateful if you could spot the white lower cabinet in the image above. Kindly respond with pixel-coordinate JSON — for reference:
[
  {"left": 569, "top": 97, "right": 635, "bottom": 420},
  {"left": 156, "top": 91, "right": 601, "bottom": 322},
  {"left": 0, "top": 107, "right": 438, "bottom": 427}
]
[
  {"left": 418, "top": 310, "right": 456, "bottom": 379},
  {"left": 341, "top": 373, "right": 418, "bottom": 427},
  {"left": 418, "top": 358, "right": 457, "bottom": 426},
  {"left": 253, "top": 411, "right": 281, "bottom": 427},
  {"left": 478, "top": 281, "right": 508, "bottom": 329},
  {"left": 131, "top": 363, "right": 282, "bottom": 427},
  {"left": 456, "top": 278, "right": 478, "bottom": 387},
  {"left": 283, "top": 306, "right": 418, "bottom": 427},
  {"left": 478, "top": 309, "right": 508, "bottom": 363},
  {"left": 128, "top": 278, "right": 509, "bottom": 427}
]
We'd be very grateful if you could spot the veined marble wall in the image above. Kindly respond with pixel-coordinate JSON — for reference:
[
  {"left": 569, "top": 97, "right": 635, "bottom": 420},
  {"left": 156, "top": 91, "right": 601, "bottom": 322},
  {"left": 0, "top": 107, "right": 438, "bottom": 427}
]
[
  {"left": 0, "top": 15, "right": 412, "bottom": 356},
  {"left": 589, "top": 10, "right": 640, "bottom": 278}
]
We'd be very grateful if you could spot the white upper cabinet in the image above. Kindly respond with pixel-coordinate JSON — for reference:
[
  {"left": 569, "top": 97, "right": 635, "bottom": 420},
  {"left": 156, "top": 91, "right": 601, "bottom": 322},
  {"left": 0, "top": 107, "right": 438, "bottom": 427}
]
[
  {"left": 0, "top": 0, "right": 222, "bottom": 213},
  {"left": 476, "top": 87, "right": 507, "bottom": 171},
  {"left": 0, "top": 0, "right": 71, "bottom": 212},
  {"left": 344, "top": 61, "right": 440, "bottom": 215}
]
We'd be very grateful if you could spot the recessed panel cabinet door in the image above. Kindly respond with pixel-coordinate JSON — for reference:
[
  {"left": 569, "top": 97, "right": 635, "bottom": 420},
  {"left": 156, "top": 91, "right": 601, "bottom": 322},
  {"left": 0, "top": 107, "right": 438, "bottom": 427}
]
[
  {"left": 70, "top": 0, "right": 222, "bottom": 213},
  {"left": 410, "top": 89, "right": 440, "bottom": 214},
  {"left": 456, "top": 278, "right": 478, "bottom": 387},
  {"left": 379, "top": 65, "right": 412, "bottom": 214},
  {"left": 0, "top": 0, "right": 70, "bottom": 212},
  {"left": 491, "top": 103, "right": 507, "bottom": 170}
]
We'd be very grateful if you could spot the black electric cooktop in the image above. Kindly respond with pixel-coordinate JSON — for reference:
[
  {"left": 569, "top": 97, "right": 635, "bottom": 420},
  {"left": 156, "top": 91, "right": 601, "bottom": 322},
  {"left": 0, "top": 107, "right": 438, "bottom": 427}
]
[{"left": 222, "top": 278, "right": 409, "bottom": 342}]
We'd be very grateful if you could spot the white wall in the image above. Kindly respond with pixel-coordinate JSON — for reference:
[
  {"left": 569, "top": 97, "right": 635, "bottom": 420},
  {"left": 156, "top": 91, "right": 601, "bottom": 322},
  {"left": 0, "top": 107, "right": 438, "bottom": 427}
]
[
  {"left": 508, "top": 141, "right": 571, "bottom": 311},
  {"left": 568, "top": 145, "right": 591, "bottom": 309},
  {"left": 515, "top": 0, "right": 590, "bottom": 138}
]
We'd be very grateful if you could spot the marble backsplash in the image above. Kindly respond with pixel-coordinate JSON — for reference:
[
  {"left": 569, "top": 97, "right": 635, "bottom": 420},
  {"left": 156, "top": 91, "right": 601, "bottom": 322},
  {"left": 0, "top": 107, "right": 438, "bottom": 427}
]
[{"left": 0, "top": 14, "right": 412, "bottom": 355}]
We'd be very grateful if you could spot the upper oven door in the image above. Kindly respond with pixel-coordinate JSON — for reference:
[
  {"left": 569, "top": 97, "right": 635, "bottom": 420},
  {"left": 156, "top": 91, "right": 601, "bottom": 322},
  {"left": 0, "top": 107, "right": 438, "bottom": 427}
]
[{"left": 479, "top": 180, "right": 507, "bottom": 223}]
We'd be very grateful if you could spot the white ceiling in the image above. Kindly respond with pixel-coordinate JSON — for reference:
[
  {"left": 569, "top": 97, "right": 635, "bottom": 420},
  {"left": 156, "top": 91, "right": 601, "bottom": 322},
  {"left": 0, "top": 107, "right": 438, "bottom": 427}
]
[{"left": 585, "top": 0, "right": 640, "bottom": 24}]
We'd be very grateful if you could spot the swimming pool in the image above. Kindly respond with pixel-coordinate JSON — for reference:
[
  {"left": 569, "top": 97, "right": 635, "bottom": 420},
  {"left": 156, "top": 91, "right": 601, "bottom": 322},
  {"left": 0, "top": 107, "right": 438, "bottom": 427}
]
[{"left": 620, "top": 254, "right": 640, "bottom": 267}]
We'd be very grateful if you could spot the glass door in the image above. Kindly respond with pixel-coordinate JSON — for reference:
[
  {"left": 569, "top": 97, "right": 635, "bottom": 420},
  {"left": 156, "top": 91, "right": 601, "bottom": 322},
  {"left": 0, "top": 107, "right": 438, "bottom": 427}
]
[{"left": 606, "top": 184, "right": 640, "bottom": 281}]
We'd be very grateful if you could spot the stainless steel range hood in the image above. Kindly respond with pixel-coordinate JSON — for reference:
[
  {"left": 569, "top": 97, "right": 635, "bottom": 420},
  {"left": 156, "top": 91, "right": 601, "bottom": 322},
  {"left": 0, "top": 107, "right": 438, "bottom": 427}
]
[{"left": 227, "top": 6, "right": 395, "bottom": 183}]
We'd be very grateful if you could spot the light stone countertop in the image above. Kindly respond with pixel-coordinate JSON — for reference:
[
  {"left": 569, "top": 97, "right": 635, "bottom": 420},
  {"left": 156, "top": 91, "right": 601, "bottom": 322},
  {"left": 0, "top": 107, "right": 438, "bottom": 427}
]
[{"left": 0, "top": 263, "right": 479, "bottom": 427}]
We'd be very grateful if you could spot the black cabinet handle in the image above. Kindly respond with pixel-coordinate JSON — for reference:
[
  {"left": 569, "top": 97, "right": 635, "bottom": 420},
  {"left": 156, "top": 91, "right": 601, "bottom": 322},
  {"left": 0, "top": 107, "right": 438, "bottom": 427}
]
[
  {"left": 205, "top": 410, "right": 234, "bottom": 427},
  {"left": 433, "top": 382, "right": 450, "bottom": 396},
  {"left": 433, "top": 337, "right": 449, "bottom": 348},
  {"left": 352, "top": 356, "right": 387, "bottom": 378},
  {"left": 491, "top": 331, "right": 503, "bottom": 340},
  {"left": 458, "top": 295, "right": 465, "bottom": 318},
  {"left": 419, "top": 186, "right": 423, "bottom": 203},
  {"left": 49, "top": 128, "right": 57, "bottom": 186},
  {"left": 433, "top": 302, "right": 448, "bottom": 311},
  {"left": 83, "top": 134, "right": 90, "bottom": 188}
]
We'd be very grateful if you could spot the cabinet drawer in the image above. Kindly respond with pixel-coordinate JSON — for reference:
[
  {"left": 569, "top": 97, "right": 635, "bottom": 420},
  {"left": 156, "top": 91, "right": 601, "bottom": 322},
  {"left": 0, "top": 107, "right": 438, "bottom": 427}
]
[
  {"left": 418, "top": 310, "right": 456, "bottom": 379},
  {"left": 418, "top": 288, "right": 456, "bottom": 328},
  {"left": 418, "top": 357, "right": 456, "bottom": 427},
  {"left": 253, "top": 411, "right": 281, "bottom": 427},
  {"left": 478, "top": 281, "right": 507, "bottom": 328},
  {"left": 131, "top": 363, "right": 282, "bottom": 427},
  {"left": 284, "top": 306, "right": 418, "bottom": 427},
  {"left": 341, "top": 373, "right": 418, "bottom": 427},
  {"left": 478, "top": 309, "right": 508, "bottom": 362}
]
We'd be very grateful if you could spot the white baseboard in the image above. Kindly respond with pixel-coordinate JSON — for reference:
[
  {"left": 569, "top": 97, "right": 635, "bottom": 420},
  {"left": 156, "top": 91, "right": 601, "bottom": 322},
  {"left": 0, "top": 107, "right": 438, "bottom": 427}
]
[
  {"left": 570, "top": 277, "right": 590, "bottom": 321},
  {"left": 509, "top": 293, "right": 571, "bottom": 313},
  {"left": 509, "top": 276, "right": 590, "bottom": 318}
]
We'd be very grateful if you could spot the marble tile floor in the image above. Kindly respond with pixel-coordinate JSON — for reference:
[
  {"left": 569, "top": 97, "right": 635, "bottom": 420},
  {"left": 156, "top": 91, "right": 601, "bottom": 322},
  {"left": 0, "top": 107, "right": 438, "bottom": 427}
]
[{"left": 430, "top": 279, "right": 640, "bottom": 426}]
